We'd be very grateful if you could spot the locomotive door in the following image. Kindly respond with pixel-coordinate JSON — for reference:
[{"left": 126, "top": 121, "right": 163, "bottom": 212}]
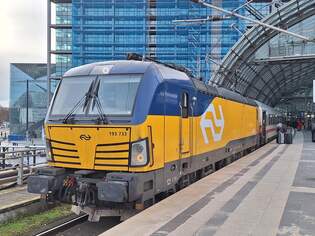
[
  {"left": 262, "top": 111, "right": 267, "bottom": 144},
  {"left": 180, "top": 92, "right": 191, "bottom": 155}
]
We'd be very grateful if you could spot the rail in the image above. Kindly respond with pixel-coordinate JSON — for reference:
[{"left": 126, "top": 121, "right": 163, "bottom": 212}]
[
  {"left": 0, "top": 145, "right": 47, "bottom": 186},
  {"left": 34, "top": 214, "right": 88, "bottom": 236}
]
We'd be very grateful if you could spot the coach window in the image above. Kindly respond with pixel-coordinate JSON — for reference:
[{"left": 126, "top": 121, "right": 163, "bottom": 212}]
[{"left": 181, "top": 92, "right": 189, "bottom": 118}]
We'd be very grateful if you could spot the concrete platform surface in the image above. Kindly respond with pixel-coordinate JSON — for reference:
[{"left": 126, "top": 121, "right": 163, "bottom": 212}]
[
  {"left": 101, "top": 131, "right": 315, "bottom": 236},
  {"left": 0, "top": 185, "right": 39, "bottom": 213}
]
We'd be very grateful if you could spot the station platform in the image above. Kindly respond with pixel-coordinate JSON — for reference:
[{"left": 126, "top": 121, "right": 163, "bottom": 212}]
[
  {"left": 0, "top": 185, "right": 40, "bottom": 222},
  {"left": 101, "top": 131, "right": 315, "bottom": 236},
  {"left": 0, "top": 186, "right": 39, "bottom": 212}
]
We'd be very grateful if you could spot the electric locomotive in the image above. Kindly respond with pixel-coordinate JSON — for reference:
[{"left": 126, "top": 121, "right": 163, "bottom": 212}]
[{"left": 28, "top": 56, "right": 279, "bottom": 221}]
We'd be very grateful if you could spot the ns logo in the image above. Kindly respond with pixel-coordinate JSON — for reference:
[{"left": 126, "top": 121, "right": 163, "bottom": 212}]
[
  {"left": 200, "top": 103, "right": 225, "bottom": 144},
  {"left": 80, "top": 134, "right": 91, "bottom": 141}
]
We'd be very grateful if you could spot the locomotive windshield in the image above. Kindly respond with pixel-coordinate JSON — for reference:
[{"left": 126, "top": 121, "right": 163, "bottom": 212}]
[{"left": 50, "top": 74, "right": 141, "bottom": 118}]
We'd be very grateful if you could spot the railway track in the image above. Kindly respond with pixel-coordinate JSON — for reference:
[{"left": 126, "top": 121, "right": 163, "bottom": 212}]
[{"left": 33, "top": 214, "right": 88, "bottom": 236}]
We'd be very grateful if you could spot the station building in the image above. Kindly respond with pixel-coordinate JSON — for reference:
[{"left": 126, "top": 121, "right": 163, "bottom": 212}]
[{"left": 212, "top": 0, "right": 315, "bottom": 127}]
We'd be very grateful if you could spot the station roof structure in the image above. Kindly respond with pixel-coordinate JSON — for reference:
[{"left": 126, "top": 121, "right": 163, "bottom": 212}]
[{"left": 212, "top": 0, "right": 315, "bottom": 107}]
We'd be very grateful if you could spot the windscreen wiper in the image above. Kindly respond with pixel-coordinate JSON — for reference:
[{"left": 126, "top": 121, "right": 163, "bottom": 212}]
[
  {"left": 90, "top": 78, "right": 109, "bottom": 124},
  {"left": 62, "top": 80, "right": 95, "bottom": 124}
]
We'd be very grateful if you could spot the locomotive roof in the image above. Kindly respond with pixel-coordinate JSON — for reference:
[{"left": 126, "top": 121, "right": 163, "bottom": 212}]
[
  {"left": 63, "top": 60, "right": 258, "bottom": 107},
  {"left": 63, "top": 60, "right": 190, "bottom": 81}
]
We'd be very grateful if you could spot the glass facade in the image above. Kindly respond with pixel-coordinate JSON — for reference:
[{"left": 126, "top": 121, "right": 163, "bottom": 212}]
[
  {"left": 244, "top": 0, "right": 272, "bottom": 27},
  {"left": 55, "top": 3, "right": 72, "bottom": 77},
  {"left": 56, "top": 3, "right": 72, "bottom": 25},
  {"left": 211, "top": 0, "right": 315, "bottom": 110},
  {"left": 70, "top": 0, "right": 246, "bottom": 81},
  {"left": 51, "top": 1, "right": 277, "bottom": 80},
  {"left": 9, "top": 64, "right": 56, "bottom": 138},
  {"left": 255, "top": 14, "right": 315, "bottom": 59}
]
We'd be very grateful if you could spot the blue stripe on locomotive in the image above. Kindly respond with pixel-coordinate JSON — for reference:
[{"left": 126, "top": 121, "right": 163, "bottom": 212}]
[{"left": 131, "top": 64, "right": 214, "bottom": 124}]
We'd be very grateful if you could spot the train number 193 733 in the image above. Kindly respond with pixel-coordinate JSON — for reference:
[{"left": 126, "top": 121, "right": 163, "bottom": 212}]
[{"left": 109, "top": 131, "right": 128, "bottom": 137}]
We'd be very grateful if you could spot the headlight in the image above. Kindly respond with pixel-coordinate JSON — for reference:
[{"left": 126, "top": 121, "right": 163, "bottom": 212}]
[
  {"left": 45, "top": 140, "right": 53, "bottom": 162},
  {"left": 41, "top": 126, "right": 46, "bottom": 145},
  {"left": 130, "top": 140, "right": 148, "bottom": 167},
  {"left": 42, "top": 127, "right": 53, "bottom": 162}
]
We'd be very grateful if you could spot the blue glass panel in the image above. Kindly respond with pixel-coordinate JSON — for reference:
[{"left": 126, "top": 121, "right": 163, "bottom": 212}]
[{"left": 69, "top": 0, "right": 258, "bottom": 81}]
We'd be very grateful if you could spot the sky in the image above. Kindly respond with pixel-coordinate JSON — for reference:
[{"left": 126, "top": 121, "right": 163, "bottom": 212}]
[{"left": 0, "top": 1, "right": 47, "bottom": 107}]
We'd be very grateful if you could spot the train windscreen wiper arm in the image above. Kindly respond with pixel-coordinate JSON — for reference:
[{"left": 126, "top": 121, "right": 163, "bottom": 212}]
[
  {"left": 62, "top": 80, "right": 95, "bottom": 124},
  {"left": 90, "top": 78, "right": 109, "bottom": 124}
]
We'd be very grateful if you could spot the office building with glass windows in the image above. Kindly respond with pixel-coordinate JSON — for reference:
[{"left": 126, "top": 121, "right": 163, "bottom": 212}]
[
  {"left": 71, "top": 0, "right": 247, "bottom": 80},
  {"left": 48, "top": 0, "right": 272, "bottom": 89}
]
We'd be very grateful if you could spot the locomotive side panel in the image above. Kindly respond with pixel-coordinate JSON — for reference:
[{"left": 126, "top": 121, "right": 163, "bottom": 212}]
[
  {"left": 129, "top": 116, "right": 165, "bottom": 172},
  {"left": 194, "top": 97, "right": 258, "bottom": 157}
]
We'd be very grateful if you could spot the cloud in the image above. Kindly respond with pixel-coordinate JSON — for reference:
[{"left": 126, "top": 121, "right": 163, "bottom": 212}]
[{"left": 0, "top": 1, "right": 47, "bottom": 107}]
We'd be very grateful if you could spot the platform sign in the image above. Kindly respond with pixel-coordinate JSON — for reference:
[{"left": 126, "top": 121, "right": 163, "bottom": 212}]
[{"left": 314, "top": 80, "right": 315, "bottom": 103}]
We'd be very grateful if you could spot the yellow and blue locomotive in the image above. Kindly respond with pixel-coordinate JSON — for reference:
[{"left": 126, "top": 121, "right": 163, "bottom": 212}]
[{"left": 28, "top": 57, "right": 279, "bottom": 220}]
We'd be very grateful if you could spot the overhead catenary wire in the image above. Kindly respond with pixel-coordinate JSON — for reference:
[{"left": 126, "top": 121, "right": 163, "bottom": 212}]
[
  {"left": 189, "top": 0, "right": 313, "bottom": 42},
  {"left": 173, "top": 15, "right": 232, "bottom": 25}
]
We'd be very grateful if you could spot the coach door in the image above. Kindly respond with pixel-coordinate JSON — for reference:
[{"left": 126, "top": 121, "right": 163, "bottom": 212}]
[
  {"left": 262, "top": 111, "right": 267, "bottom": 144},
  {"left": 180, "top": 92, "right": 191, "bottom": 155}
]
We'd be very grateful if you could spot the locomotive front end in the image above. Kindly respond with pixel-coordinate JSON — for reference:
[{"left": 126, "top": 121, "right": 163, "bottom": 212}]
[{"left": 27, "top": 61, "right": 162, "bottom": 219}]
